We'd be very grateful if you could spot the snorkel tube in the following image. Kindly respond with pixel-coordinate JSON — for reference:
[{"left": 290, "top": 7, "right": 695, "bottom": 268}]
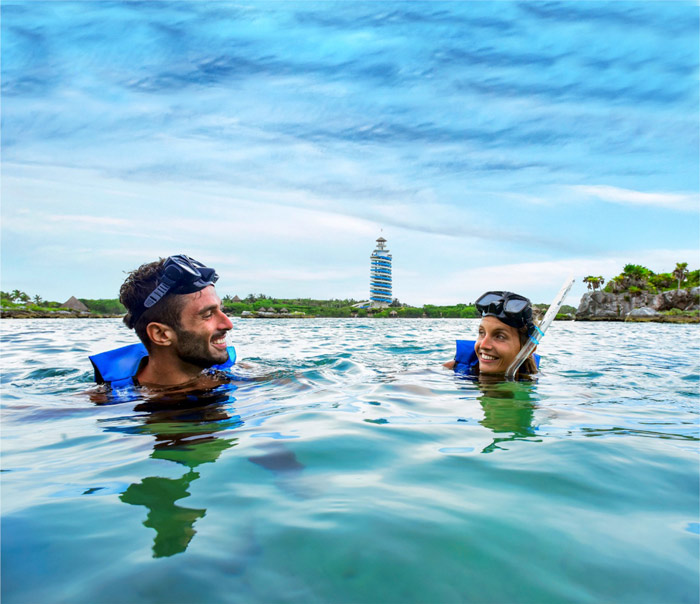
[{"left": 504, "top": 276, "right": 575, "bottom": 380}]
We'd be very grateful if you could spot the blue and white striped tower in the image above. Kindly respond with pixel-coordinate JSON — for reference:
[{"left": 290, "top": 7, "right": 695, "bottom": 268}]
[{"left": 370, "top": 236, "right": 392, "bottom": 308}]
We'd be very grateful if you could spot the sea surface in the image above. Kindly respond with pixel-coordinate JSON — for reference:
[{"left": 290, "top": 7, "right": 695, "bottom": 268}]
[{"left": 1, "top": 318, "right": 698, "bottom": 604}]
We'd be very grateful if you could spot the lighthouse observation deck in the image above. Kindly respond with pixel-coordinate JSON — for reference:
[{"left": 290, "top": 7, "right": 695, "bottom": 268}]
[{"left": 370, "top": 236, "right": 392, "bottom": 308}]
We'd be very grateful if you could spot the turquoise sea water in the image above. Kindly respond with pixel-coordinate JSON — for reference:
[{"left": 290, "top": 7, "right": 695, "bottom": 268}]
[{"left": 1, "top": 318, "right": 698, "bottom": 604}]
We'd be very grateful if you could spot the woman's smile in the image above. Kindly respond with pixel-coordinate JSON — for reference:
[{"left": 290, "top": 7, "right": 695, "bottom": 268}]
[{"left": 475, "top": 316, "right": 522, "bottom": 374}]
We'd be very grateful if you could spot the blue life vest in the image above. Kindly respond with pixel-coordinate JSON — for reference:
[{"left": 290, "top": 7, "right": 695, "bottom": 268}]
[
  {"left": 89, "top": 343, "right": 237, "bottom": 391},
  {"left": 453, "top": 340, "right": 540, "bottom": 375}
]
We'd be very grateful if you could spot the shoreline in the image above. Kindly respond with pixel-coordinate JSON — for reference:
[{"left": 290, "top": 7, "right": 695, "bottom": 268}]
[
  {"left": 1, "top": 310, "right": 697, "bottom": 323},
  {"left": 0, "top": 310, "right": 123, "bottom": 319}
]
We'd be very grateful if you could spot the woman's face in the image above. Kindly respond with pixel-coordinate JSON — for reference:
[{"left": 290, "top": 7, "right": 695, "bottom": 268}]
[{"left": 475, "top": 316, "right": 522, "bottom": 374}]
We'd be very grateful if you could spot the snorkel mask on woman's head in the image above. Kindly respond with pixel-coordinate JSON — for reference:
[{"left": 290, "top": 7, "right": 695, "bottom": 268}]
[{"left": 475, "top": 291, "right": 534, "bottom": 331}]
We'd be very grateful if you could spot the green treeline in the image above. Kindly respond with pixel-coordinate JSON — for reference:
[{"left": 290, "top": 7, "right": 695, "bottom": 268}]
[
  {"left": 1, "top": 290, "right": 126, "bottom": 314},
  {"left": 1, "top": 288, "right": 480, "bottom": 317},
  {"left": 78, "top": 299, "right": 127, "bottom": 314},
  {"left": 3, "top": 261, "right": 695, "bottom": 318},
  {"left": 1, "top": 290, "right": 69, "bottom": 311},
  {"left": 583, "top": 262, "right": 699, "bottom": 295},
  {"left": 221, "top": 296, "right": 479, "bottom": 318}
]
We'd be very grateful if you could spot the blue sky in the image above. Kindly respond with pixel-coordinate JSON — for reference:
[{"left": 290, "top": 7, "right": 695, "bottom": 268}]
[{"left": 2, "top": 1, "right": 698, "bottom": 306}]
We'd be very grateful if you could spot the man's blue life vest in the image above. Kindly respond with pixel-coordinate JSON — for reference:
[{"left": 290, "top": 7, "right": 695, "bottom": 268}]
[
  {"left": 453, "top": 339, "right": 540, "bottom": 375},
  {"left": 89, "top": 343, "right": 237, "bottom": 390}
]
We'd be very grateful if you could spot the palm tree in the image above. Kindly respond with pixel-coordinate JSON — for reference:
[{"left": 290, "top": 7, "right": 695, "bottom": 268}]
[
  {"left": 583, "top": 276, "right": 604, "bottom": 291},
  {"left": 10, "top": 290, "right": 30, "bottom": 303},
  {"left": 673, "top": 262, "right": 689, "bottom": 291},
  {"left": 608, "top": 275, "right": 624, "bottom": 293},
  {"left": 33, "top": 294, "right": 43, "bottom": 306}
]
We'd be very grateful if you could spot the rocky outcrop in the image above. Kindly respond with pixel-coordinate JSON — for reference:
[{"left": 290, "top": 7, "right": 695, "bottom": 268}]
[
  {"left": 576, "top": 287, "right": 699, "bottom": 321},
  {"left": 628, "top": 307, "right": 658, "bottom": 317},
  {"left": 653, "top": 287, "right": 699, "bottom": 311}
]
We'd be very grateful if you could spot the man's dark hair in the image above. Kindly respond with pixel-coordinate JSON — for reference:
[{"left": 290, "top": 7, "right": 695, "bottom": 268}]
[{"left": 120, "top": 259, "right": 185, "bottom": 349}]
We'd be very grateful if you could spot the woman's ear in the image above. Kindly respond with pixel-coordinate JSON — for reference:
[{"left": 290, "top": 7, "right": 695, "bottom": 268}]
[{"left": 145, "top": 322, "right": 176, "bottom": 347}]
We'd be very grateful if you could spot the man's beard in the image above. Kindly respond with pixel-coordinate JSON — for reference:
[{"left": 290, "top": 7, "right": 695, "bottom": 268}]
[{"left": 174, "top": 327, "right": 229, "bottom": 369}]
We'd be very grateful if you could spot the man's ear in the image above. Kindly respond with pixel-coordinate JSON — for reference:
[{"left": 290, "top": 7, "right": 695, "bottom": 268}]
[{"left": 145, "top": 322, "right": 176, "bottom": 347}]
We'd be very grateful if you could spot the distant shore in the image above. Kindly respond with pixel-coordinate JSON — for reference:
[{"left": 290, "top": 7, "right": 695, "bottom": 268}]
[
  {"left": 2, "top": 309, "right": 697, "bottom": 323},
  {"left": 0, "top": 309, "right": 123, "bottom": 319}
]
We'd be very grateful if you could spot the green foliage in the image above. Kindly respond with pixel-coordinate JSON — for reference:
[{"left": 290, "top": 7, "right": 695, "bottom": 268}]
[
  {"left": 79, "top": 299, "right": 126, "bottom": 314},
  {"left": 2, "top": 291, "right": 127, "bottom": 314},
  {"left": 397, "top": 307, "right": 424, "bottom": 318},
  {"left": 623, "top": 264, "right": 653, "bottom": 279},
  {"left": 673, "top": 262, "right": 690, "bottom": 290},
  {"left": 583, "top": 275, "right": 605, "bottom": 291},
  {"left": 602, "top": 263, "right": 697, "bottom": 295},
  {"left": 9, "top": 289, "right": 30, "bottom": 303},
  {"left": 604, "top": 275, "right": 625, "bottom": 293},
  {"left": 419, "top": 303, "right": 477, "bottom": 318},
  {"left": 221, "top": 297, "right": 480, "bottom": 318},
  {"left": 660, "top": 308, "right": 700, "bottom": 317},
  {"left": 649, "top": 273, "right": 674, "bottom": 291}
]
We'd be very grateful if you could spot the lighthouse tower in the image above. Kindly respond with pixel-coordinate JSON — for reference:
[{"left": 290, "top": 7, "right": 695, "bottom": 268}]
[{"left": 370, "top": 236, "right": 392, "bottom": 308}]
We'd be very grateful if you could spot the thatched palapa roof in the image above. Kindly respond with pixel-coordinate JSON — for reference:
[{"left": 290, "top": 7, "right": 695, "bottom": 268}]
[{"left": 62, "top": 296, "right": 90, "bottom": 312}]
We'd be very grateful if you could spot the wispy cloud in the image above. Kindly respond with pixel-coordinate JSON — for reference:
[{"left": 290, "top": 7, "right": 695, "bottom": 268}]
[
  {"left": 569, "top": 185, "right": 699, "bottom": 212},
  {"left": 1, "top": 1, "right": 697, "bottom": 300}
]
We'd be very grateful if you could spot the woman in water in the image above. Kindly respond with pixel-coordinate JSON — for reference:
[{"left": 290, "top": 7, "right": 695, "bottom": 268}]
[{"left": 444, "top": 291, "right": 539, "bottom": 379}]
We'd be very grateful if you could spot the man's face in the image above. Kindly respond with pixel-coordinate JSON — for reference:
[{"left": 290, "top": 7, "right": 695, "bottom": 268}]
[{"left": 173, "top": 286, "right": 233, "bottom": 368}]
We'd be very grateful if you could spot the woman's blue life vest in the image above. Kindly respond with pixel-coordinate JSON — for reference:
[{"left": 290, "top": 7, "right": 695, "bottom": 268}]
[
  {"left": 453, "top": 340, "right": 540, "bottom": 376},
  {"left": 89, "top": 343, "right": 237, "bottom": 391}
]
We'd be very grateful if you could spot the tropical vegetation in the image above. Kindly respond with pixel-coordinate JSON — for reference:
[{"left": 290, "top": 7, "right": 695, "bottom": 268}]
[
  {"left": 602, "top": 263, "right": 698, "bottom": 295},
  {"left": 4, "top": 262, "right": 696, "bottom": 320},
  {"left": 1, "top": 290, "right": 126, "bottom": 314},
  {"left": 220, "top": 295, "right": 480, "bottom": 318}
]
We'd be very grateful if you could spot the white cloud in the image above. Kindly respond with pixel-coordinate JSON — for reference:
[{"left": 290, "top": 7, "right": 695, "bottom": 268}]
[
  {"left": 401, "top": 248, "right": 700, "bottom": 306},
  {"left": 569, "top": 185, "right": 699, "bottom": 212}
]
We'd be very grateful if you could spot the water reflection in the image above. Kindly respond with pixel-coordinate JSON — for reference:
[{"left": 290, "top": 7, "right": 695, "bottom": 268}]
[
  {"left": 463, "top": 379, "right": 539, "bottom": 454},
  {"left": 103, "top": 385, "right": 241, "bottom": 558}
]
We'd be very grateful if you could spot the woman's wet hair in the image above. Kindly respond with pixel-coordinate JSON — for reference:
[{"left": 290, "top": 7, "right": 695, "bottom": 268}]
[
  {"left": 517, "top": 325, "right": 538, "bottom": 376},
  {"left": 119, "top": 259, "right": 186, "bottom": 349}
]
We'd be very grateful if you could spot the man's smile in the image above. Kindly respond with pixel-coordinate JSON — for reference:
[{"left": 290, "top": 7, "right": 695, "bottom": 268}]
[{"left": 211, "top": 333, "right": 228, "bottom": 349}]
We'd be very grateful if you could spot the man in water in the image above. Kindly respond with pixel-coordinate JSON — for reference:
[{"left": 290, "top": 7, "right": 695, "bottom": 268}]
[{"left": 90, "top": 254, "right": 235, "bottom": 391}]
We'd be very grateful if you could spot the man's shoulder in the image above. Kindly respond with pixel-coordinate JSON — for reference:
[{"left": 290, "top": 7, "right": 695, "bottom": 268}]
[{"left": 89, "top": 343, "right": 149, "bottom": 385}]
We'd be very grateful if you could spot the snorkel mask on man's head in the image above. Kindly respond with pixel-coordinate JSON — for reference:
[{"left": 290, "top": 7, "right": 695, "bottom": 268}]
[
  {"left": 475, "top": 291, "right": 535, "bottom": 333},
  {"left": 127, "top": 254, "right": 219, "bottom": 327}
]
